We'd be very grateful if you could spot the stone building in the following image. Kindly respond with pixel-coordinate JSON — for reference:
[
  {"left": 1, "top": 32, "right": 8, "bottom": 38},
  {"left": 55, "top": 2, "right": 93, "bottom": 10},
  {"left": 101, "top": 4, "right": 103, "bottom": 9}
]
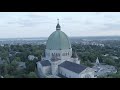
[{"left": 37, "top": 19, "right": 95, "bottom": 78}]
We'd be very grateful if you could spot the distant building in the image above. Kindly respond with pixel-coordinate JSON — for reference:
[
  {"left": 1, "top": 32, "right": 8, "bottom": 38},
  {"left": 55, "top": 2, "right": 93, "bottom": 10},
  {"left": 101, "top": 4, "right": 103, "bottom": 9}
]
[
  {"left": 111, "top": 56, "right": 119, "bottom": 60},
  {"left": 92, "top": 57, "right": 117, "bottom": 77},
  {"left": 81, "top": 41, "right": 104, "bottom": 47},
  {"left": 17, "top": 62, "right": 26, "bottom": 70},
  {"left": 37, "top": 19, "right": 95, "bottom": 78}
]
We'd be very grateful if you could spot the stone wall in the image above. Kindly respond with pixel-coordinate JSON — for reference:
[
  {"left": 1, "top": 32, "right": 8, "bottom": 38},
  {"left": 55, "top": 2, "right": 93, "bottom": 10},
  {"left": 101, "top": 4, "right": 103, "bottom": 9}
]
[{"left": 58, "top": 66, "right": 80, "bottom": 78}]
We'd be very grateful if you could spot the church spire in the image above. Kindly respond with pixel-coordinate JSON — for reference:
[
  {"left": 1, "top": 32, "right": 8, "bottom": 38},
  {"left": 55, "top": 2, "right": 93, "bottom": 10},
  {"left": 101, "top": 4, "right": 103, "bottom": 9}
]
[
  {"left": 96, "top": 57, "right": 100, "bottom": 65},
  {"left": 56, "top": 19, "right": 61, "bottom": 30}
]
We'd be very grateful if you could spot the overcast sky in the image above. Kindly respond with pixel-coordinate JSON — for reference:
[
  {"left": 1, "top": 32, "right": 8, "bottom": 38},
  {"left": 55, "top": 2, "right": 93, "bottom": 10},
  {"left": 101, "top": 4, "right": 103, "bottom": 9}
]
[{"left": 0, "top": 12, "right": 120, "bottom": 38}]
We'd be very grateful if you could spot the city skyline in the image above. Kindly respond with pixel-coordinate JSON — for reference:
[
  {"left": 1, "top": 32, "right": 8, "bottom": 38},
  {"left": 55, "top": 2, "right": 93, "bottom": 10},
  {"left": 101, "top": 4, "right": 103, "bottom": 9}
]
[{"left": 0, "top": 12, "right": 120, "bottom": 38}]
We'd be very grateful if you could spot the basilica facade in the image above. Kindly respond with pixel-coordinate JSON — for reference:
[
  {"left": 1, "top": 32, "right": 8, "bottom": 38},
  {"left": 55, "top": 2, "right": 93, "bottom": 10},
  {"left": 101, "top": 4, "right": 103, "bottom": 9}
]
[{"left": 37, "top": 19, "right": 95, "bottom": 78}]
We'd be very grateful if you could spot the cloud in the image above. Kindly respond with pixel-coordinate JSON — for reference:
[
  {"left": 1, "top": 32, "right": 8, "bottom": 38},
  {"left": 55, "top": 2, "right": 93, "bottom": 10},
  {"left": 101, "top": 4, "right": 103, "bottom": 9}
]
[
  {"left": 5, "top": 14, "right": 54, "bottom": 27},
  {"left": 0, "top": 12, "right": 120, "bottom": 38}
]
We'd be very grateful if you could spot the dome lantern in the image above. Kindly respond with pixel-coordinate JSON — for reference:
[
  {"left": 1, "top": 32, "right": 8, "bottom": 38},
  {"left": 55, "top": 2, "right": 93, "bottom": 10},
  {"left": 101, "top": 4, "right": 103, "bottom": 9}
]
[{"left": 56, "top": 19, "right": 61, "bottom": 30}]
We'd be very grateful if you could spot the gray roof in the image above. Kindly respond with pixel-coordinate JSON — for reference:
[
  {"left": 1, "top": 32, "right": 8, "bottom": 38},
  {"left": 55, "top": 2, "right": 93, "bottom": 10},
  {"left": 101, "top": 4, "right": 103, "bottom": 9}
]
[
  {"left": 59, "top": 61, "right": 87, "bottom": 74},
  {"left": 40, "top": 60, "right": 51, "bottom": 66}
]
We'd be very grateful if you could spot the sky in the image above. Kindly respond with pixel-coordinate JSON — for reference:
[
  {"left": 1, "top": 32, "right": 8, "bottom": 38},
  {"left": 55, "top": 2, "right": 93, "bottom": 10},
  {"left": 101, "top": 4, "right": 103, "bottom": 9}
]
[{"left": 0, "top": 12, "right": 120, "bottom": 38}]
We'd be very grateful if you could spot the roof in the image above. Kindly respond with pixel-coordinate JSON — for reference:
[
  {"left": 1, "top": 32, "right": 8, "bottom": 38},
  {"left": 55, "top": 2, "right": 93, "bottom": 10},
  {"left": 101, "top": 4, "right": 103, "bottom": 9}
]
[
  {"left": 59, "top": 61, "right": 87, "bottom": 74},
  {"left": 40, "top": 60, "right": 51, "bottom": 66},
  {"left": 46, "top": 30, "right": 71, "bottom": 50}
]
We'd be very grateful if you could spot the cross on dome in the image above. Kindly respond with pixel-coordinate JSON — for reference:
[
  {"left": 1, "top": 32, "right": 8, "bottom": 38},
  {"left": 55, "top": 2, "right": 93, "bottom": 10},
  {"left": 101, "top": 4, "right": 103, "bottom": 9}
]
[{"left": 57, "top": 19, "right": 59, "bottom": 24}]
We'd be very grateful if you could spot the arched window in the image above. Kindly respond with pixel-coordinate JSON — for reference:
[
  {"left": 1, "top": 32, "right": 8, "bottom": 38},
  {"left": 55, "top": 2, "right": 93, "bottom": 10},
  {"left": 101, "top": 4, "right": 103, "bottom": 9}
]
[{"left": 52, "top": 53, "right": 54, "bottom": 56}]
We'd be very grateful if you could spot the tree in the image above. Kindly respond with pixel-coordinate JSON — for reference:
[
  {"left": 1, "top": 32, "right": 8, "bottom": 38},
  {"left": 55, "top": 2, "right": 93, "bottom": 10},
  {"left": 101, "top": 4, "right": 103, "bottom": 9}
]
[
  {"left": 0, "top": 51, "right": 9, "bottom": 60},
  {"left": 12, "top": 69, "right": 28, "bottom": 78},
  {"left": 27, "top": 72, "right": 37, "bottom": 78},
  {"left": 106, "top": 71, "right": 120, "bottom": 78},
  {"left": 4, "top": 74, "right": 14, "bottom": 78},
  {"left": 84, "top": 60, "right": 94, "bottom": 67},
  {"left": 34, "top": 50, "right": 42, "bottom": 59},
  {"left": 3, "top": 63, "right": 8, "bottom": 75},
  {"left": 26, "top": 61, "right": 36, "bottom": 72},
  {"left": 7, "top": 60, "right": 18, "bottom": 75},
  {"left": 103, "top": 57, "right": 115, "bottom": 65},
  {"left": 13, "top": 57, "right": 21, "bottom": 62},
  {"left": 11, "top": 60, "right": 18, "bottom": 68}
]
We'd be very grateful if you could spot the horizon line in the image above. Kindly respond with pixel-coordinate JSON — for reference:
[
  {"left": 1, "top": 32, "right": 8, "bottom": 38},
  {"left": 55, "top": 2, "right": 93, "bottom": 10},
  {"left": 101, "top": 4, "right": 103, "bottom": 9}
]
[{"left": 0, "top": 35, "right": 120, "bottom": 39}]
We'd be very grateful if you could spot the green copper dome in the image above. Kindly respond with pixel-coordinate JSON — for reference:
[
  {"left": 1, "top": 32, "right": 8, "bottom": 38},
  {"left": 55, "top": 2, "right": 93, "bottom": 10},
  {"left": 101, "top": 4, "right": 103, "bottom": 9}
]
[
  {"left": 46, "top": 30, "right": 71, "bottom": 50},
  {"left": 46, "top": 19, "right": 71, "bottom": 50}
]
